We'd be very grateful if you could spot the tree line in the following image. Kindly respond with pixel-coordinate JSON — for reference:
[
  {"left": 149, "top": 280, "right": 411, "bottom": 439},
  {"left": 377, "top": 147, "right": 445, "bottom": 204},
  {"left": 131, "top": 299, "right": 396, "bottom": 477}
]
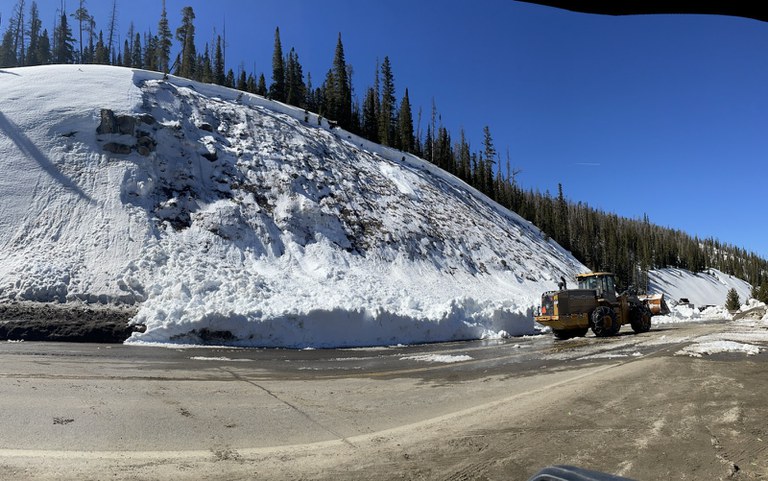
[{"left": 2, "top": 1, "right": 766, "bottom": 294}]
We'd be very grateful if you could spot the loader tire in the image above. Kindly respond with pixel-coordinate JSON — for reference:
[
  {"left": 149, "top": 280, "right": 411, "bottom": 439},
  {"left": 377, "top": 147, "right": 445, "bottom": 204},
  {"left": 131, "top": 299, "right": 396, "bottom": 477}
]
[
  {"left": 552, "top": 328, "right": 589, "bottom": 340},
  {"left": 591, "top": 306, "right": 619, "bottom": 337},
  {"left": 552, "top": 329, "right": 574, "bottom": 340},
  {"left": 630, "top": 306, "right": 652, "bottom": 333}
]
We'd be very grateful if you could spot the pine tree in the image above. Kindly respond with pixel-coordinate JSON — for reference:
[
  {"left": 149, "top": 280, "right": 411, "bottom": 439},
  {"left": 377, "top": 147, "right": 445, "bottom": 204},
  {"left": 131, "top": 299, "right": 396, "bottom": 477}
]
[
  {"left": 36, "top": 28, "right": 51, "bottom": 64},
  {"left": 398, "top": 88, "right": 415, "bottom": 153},
  {"left": 0, "top": 25, "right": 16, "bottom": 67},
  {"left": 131, "top": 32, "right": 142, "bottom": 68},
  {"left": 54, "top": 11, "right": 75, "bottom": 64},
  {"left": 378, "top": 56, "right": 395, "bottom": 146},
  {"left": 213, "top": 35, "right": 225, "bottom": 85},
  {"left": 331, "top": 33, "right": 351, "bottom": 127},
  {"left": 269, "top": 27, "right": 285, "bottom": 101},
  {"left": 725, "top": 288, "right": 741, "bottom": 311},
  {"left": 256, "top": 73, "right": 267, "bottom": 96},
  {"left": 26, "top": 1, "right": 42, "bottom": 65},
  {"left": 482, "top": 126, "right": 496, "bottom": 196},
  {"left": 361, "top": 86, "right": 379, "bottom": 142},
  {"left": 122, "top": 38, "right": 130, "bottom": 67},
  {"left": 174, "top": 6, "right": 196, "bottom": 79},
  {"left": 94, "top": 30, "right": 108, "bottom": 64},
  {"left": 143, "top": 32, "right": 158, "bottom": 71},
  {"left": 199, "top": 44, "right": 213, "bottom": 83},
  {"left": 285, "top": 47, "right": 306, "bottom": 108},
  {"left": 156, "top": 0, "right": 172, "bottom": 73}
]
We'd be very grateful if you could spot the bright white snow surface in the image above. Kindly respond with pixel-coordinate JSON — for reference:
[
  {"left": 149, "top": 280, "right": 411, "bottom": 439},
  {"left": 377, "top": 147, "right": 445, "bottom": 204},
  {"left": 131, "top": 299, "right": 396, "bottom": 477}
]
[
  {"left": 0, "top": 65, "right": 586, "bottom": 348},
  {"left": 648, "top": 267, "right": 752, "bottom": 309}
]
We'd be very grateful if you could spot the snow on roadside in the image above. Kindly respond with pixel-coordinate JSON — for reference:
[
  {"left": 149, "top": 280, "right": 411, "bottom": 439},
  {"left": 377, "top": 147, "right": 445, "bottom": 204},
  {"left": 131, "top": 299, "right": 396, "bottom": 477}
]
[
  {"left": 400, "top": 354, "right": 473, "bottom": 363},
  {"left": 653, "top": 304, "right": 733, "bottom": 324},
  {"left": 676, "top": 341, "right": 761, "bottom": 357}
]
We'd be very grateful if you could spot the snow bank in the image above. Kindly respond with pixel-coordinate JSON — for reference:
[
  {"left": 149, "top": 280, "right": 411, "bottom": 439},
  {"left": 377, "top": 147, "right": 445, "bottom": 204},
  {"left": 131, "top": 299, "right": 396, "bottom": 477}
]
[
  {"left": 0, "top": 65, "right": 586, "bottom": 347},
  {"left": 653, "top": 304, "right": 733, "bottom": 324},
  {"left": 649, "top": 267, "right": 752, "bottom": 309}
]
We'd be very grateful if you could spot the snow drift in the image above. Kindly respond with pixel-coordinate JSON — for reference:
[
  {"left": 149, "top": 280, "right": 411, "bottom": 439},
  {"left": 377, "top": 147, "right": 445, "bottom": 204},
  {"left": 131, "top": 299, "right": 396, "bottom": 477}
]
[{"left": 0, "top": 65, "right": 586, "bottom": 347}]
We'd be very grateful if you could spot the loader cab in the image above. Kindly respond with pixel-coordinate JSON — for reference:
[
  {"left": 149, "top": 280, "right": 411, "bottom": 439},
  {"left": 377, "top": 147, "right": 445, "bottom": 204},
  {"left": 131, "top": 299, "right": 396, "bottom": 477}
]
[{"left": 576, "top": 273, "right": 617, "bottom": 304}]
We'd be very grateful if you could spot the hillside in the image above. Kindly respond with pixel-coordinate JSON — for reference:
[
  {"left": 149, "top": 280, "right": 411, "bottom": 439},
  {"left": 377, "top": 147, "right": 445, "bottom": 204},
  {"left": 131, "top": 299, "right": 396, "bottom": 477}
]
[
  {"left": 0, "top": 65, "right": 586, "bottom": 347},
  {"left": 649, "top": 267, "right": 752, "bottom": 309}
]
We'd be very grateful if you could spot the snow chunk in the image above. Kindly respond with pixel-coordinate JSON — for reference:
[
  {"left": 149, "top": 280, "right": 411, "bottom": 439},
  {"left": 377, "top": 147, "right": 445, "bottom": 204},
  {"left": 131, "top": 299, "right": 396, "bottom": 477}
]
[
  {"left": 400, "top": 354, "right": 473, "bottom": 363},
  {"left": 676, "top": 341, "right": 761, "bottom": 357}
]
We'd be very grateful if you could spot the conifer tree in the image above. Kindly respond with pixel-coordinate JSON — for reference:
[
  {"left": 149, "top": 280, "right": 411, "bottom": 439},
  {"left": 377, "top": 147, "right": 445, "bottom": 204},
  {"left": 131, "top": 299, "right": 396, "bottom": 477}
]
[
  {"left": 237, "top": 69, "right": 247, "bottom": 91},
  {"left": 725, "top": 288, "right": 740, "bottom": 311},
  {"left": 398, "top": 88, "right": 415, "bottom": 153},
  {"left": 199, "top": 44, "right": 213, "bottom": 83},
  {"left": 269, "top": 27, "right": 285, "bottom": 101},
  {"left": 214, "top": 35, "right": 225, "bottom": 85},
  {"left": 0, "top": 25, "right": 17, "bottom": 67},
  {"left": 156, "top": 0, "right": 172, "bottom": 73},
  {"left": 174, "top": 6, "right": 196, "bottom": 79},
  {"left": 122, "top": 38, "right": 130, "bottom": 67},
  {"left": 143, "top": 32, "right": 158, "bottom": 71},
  {"left": 285, "top": 47, "right": 305, "bottom": 108},
  {"left": 131, "top": 32, "right": 142, "bottom": 68},
  {"left": 26, "top": 1, "right": 42, "bottom": 65},
  {"left": 93, "top": 30, "right": 107, "bottom": 64},
  {"left": 54, "top": 11, "right": 75, "bottom": 64},
  {"left": 257, "top": 73, "right": 267, "bottom": 96},
  {"left": 378, "top": 56, "right": 395, "bottom": 146},
  {"left": 482, "top": 126, "right": 496, "bottom": 196},
  {"left": 362, "top": 86, "right": 379, "bottom": 142},
  {"left": 331, "top": 33, "right": 351, "bottom": 127}
]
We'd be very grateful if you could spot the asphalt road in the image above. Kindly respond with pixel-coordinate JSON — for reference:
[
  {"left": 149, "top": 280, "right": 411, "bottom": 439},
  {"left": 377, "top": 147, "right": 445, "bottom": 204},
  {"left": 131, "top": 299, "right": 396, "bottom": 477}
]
[{"left": 1, "top": 320, "right": 767, "bottom": 480}]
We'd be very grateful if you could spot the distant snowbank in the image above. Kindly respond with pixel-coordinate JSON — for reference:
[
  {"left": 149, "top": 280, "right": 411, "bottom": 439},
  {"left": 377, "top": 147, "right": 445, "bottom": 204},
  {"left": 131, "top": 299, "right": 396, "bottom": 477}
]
[{"left": 649, "top": 268, "right": 752, "bottom": 309}]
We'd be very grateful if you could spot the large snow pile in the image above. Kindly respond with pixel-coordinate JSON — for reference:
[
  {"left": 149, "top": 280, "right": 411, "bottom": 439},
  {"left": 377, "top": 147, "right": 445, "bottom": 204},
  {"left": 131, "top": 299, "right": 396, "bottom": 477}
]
[
  {"left": 648, "top": 267, "right": 752, "bottom": 309},
  {"left": 0, "top": 65, "right": 585, "bottom": 347}
]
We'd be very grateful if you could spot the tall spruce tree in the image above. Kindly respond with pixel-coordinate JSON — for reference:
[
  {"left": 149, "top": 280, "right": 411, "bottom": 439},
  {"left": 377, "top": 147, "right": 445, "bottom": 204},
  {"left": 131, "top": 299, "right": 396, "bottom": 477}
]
[
  {"left": 174, "top": 6, "right": 196, "bottom": 79},
  {"left": 398, "top": 88, "right": 415, "bottom": 153},
  {"left": 213, "top": 35, "right": 225, "bottom": 85},
  {"left": 725, "top": 288, "right": 741, "bottom": 311},
  {"left": 54, "top": 11, "right": 75, "bottom": 64},
  {"left": 269, "top": 27, "right": 285, "bottom": 101},
  {"left": 285, "top": 47, "right": 305, "bottom": 108},
  {"left": 156, "top": 0, "right": 172, "bottom": 73},
  {"left": 131, "top": 32, "right": 142, "bottom": 68},
  {"left": 378, "top": 56, "right": 395, "bottom": 146},
  {"left": 331, "top": 33, "right": 351, "bottom": 127},
  {"left": 26, "top": 1, "right": 42, "bottom": 65}
]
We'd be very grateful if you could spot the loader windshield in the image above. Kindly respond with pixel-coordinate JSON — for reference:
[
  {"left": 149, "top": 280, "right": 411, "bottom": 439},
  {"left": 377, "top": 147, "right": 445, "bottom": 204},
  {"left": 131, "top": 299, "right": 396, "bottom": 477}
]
[{"left": 577, "top": 276, "right": 599, "bottom": 290}]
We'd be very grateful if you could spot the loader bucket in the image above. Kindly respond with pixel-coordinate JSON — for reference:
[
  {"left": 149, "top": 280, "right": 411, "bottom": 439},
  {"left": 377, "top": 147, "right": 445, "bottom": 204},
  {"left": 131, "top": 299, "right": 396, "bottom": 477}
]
[{"left": 639, "top": 293, "right": 670, "bottom": 316}]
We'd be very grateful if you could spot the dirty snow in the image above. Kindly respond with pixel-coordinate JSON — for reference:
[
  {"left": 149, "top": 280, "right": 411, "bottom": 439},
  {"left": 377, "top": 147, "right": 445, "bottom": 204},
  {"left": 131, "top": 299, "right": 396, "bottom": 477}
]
[
  {"left": 676, "top": 341, "right": 761, "bottom": 357},
  {"left": 400, "top": 354, "right": 473, "bottom": 363}
]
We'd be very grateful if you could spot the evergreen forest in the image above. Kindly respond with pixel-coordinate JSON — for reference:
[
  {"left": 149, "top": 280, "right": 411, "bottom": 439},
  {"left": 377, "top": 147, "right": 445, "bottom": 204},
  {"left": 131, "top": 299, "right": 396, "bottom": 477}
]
[{"left": 2, "top": 0, "right": 767, "bottom": 293}]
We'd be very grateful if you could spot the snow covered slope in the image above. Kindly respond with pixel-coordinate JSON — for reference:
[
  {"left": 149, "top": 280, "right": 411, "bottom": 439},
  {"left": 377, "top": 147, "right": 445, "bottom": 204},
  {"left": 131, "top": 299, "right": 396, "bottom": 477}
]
[
  {"left": 649, "top": 267, "right": 752, "bottom": 308},
  {"left": 0, "top": 65, "right": 586, "bottom": 347}
]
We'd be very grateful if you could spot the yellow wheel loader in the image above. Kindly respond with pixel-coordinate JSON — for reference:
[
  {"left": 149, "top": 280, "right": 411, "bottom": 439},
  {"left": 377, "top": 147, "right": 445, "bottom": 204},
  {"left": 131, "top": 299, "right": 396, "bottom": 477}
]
[{"left": 534, "top": 272, "right": 668, "bottom": 340}]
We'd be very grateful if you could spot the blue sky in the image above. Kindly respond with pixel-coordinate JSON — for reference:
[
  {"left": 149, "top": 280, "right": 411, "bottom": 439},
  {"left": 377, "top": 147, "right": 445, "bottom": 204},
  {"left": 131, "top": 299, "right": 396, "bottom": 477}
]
[{"left": 16, "top": 0, "right": 768, "bottom": 258}]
